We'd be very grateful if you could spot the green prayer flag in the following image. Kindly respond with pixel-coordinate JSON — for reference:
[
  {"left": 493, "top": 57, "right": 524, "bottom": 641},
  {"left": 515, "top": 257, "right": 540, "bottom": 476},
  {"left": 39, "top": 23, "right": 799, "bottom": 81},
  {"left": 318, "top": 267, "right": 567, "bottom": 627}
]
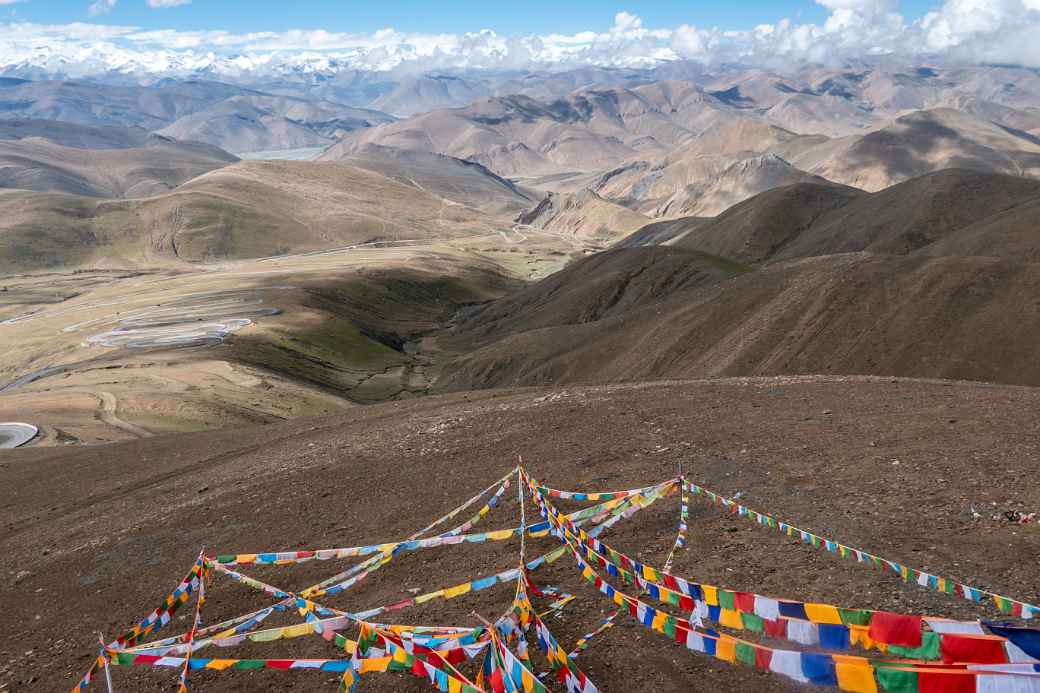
[
  {"left": 839, "top": 608, "right": 873, "bottom": 626},
  {"left": 718, "top": 591, "right": 736, "bottom": 610},
  {"left": 887, "top": 631, "right": 941, "bottom": 661},
  {"left": 735, "top": 642, "right": 757, "bottom": 667},
  {"left": 877, "top": 667, "right": 919, "bottom": 693},
  {"left": 742, "top": 613, "right": 765, "bottom": 633},
  {"left": 235, "top": 660, "right": 266, "bottom": 670}
]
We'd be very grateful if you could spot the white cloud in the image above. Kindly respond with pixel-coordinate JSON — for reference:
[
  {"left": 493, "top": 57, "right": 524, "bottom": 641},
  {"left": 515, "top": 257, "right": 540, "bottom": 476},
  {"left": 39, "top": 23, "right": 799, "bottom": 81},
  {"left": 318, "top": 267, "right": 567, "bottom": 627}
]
[
  {"left": 88, "top": 0, "right": 116, "bottom": 16},
  {"left": 2, "top": 4, "right": 1040, "bottom": 77},
  {"left": 148, "top": 0, "right": 192, "bottom": 7}
]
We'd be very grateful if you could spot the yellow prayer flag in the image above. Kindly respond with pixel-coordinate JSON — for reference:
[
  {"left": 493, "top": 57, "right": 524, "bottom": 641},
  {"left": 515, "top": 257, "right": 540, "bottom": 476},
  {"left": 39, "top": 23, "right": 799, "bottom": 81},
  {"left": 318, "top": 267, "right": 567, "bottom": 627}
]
[
  {"left": 444, "top": 582, "right": 472, "bottom": 599},
  {"left": 450, "top": 678, "right": 463, "bottom": 693},
  {"left": 205, "top": 659, "right": 237, "bottom": 671},
  {"left": 416, "top": 589, "right": 445, "bottom": 604},
  {"left": 849, "top": 625, "right": 886, "bottom": 653},
  {"left": 718, "top": 609, "right": 744, "bottom": 630},
  {"left": 283, "top": 623, "right": 313, "bottom": 638},
  {"left": 715, "top": 635, "right": 737, "bottom": 663},
  {"left": 486, "top": 529, "right": 515, "bottom": 541},
  {"left": 835, "top": 657, "right": 878, "bottom": 693},
  {"left": 360, "top": 656, "right": 393, "bottom": 673},
  {"left": 703, "top": 585, "right": 719, "bottom": 606},
  {"left": 805, "top": 603, "right": 843, "bottom": 624}
]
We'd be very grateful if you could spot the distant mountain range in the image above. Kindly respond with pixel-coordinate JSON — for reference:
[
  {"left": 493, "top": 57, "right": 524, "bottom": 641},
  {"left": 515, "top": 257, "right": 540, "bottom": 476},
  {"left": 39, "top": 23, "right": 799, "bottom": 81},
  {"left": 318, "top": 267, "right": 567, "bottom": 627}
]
[
  {"left": 0, "top": 78, "right": 394, "bottom": 154},
  {"left": 2, "top": 62, "right": 1040, "bottom": 256}
]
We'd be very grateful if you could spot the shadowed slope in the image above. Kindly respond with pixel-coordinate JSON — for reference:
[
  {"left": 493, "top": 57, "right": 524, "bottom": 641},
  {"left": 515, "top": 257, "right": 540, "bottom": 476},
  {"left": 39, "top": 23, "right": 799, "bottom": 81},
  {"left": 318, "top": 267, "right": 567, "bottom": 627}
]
[{"left": 440, "top": 252, "right": 1040, "bottom": 390}]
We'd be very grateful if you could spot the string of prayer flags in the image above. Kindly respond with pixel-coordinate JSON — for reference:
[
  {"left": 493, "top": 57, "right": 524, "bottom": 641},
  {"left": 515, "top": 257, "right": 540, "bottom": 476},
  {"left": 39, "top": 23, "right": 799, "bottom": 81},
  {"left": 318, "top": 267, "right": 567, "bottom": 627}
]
[{"left": 682, "top": 480, "right": 1040, "bottom": 620}]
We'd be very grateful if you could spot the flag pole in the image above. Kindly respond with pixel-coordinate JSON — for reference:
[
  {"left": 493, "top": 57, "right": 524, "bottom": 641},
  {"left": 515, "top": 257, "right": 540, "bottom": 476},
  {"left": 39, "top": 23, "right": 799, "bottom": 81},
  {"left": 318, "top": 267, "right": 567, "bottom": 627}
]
[{"left": 97, "top": 633, "right": 114, "bottom": 693}]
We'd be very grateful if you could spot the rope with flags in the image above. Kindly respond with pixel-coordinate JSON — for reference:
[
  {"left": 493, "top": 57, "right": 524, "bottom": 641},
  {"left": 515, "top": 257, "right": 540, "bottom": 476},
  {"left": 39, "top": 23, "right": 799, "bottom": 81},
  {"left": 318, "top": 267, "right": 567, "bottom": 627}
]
[{"left": 68, "top": 464, "right": 1038, "bottom": 693}]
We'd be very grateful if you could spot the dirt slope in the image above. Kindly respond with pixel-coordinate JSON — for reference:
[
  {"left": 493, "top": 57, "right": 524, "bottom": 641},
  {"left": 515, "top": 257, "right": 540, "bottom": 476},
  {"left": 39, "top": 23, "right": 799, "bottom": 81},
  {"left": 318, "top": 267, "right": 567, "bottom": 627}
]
[
  {"left": 3, "top": 378, "right": 1038, "bottom": 691},
  {"left": 440, "top": 252, "right": 1040, "bottom": 390}
]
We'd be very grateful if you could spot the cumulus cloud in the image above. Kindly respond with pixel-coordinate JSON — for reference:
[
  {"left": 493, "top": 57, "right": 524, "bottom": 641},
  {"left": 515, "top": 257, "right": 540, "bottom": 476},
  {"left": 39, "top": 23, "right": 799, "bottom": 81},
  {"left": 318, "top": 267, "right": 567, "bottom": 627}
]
[{"left": 3, "top": 4, "right": 1040, "bottom": 77}]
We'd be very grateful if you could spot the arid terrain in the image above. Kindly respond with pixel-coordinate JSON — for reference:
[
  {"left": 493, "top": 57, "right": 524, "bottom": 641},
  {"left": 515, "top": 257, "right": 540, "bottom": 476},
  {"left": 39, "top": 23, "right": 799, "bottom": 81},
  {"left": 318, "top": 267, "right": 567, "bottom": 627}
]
[{"left": 2, "top": 378, "right": 1038, "bottom": 691}]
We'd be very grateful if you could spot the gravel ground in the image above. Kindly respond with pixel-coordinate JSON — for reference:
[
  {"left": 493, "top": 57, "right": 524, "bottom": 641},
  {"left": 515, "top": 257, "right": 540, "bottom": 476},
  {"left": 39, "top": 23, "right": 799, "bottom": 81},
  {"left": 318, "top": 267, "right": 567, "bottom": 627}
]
[{"left": 1, "top": 375, "right": 1038, "bottom": 691}]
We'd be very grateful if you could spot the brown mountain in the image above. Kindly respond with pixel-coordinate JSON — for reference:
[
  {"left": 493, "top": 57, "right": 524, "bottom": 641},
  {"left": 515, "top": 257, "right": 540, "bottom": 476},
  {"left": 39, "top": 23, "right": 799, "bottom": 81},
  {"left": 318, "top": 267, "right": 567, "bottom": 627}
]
[
  {"left": 440, "top": 250, "right": 1040, "bottom": 392},
  {"left": 329, "top": 83, "right": 1040, "bottom": 240},
  {"left": 156, "top": 94, "right": 393, "bottom": 154},
  {"left": 0, "top": 159, "right": 513, "bottom": 271},
  {"left": 515, "top": 189, "right": 649, "bottom": 243},
  {"left": 330, "top": 81, "right": 737, "bottom": 177},
  {"left": 0, "top": 119, "right": 154, "bottom": 149},
  {"left": 647, "top": 180, "right": 864, "bottom": 263},
  {"left": 783, "top": 108, "right": 1040, "bottom": 192},
  {"left": 438, "top": 168, "right": 1040, "bottom": 391},
  {"left": 318, "top": 143, "right": 534, "bottom": 217},
  {"left": 0, "top": 136, "right": 238, "bottom": 198},
  {"left": 638, "top": 169, "right": 1040, "bottom": 264},
  {"left": 654, "top": 154, "right": 834, "bottom": 217}
]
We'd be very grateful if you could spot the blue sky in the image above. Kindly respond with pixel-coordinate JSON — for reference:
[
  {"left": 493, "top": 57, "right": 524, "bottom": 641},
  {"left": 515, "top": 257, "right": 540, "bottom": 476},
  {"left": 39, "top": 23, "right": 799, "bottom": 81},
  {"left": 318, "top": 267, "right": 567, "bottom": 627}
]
[
  {"left": 3, "top": 1, "right": 1036, "bottom": 75},
  {"left": 11, "top": 0, "right": 939, "bottom": 34}
]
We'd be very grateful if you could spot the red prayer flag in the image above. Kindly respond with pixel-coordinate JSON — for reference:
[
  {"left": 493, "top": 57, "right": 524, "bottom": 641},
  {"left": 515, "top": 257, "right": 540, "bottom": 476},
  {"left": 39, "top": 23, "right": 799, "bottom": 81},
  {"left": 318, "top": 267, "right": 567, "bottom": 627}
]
[
  {"left": 940, "top": 635, "right": 1008, "bottom": 665},
  {"left": 755, "top": 646, "right": 773, "bottom": 670},
  {"left": 869, "top": 611, "right": 923, "bottom": 647},
  {"left": 675, "top": 622, "right": 690, "bottom": 645},
  {"left": 919, "top": 670, "right": 977, "bottom": 693},
  {"left": 764, "top": 618, "right": 788, "bottom": 638},
  {"left": 734, "top": 592, "right": 756, "bottom": 614}
]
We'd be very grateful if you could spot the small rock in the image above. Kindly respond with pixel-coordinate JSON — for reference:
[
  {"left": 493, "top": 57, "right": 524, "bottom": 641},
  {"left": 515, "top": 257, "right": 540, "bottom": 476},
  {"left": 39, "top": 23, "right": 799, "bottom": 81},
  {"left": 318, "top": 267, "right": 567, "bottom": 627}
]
[
  {"left": 197, "top": 485, "right": 209, "bottom": 494},
  {"left": 12, "top": 570, "right": 31, "bottom": 585}
]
